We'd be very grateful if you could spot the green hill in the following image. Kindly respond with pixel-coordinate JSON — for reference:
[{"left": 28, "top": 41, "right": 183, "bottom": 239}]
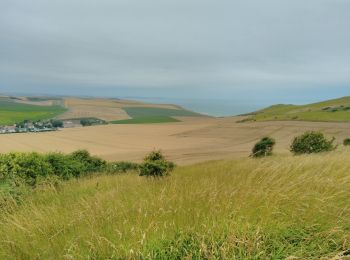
[
  {"left": 250, "top": 96, "right": 350, "bottom": 122},
  {"left": 0, "top": 98, "right": 66, "bottom": 126},
  {"left": 0, "top": 150, "right": 349, "bottom": 258}
]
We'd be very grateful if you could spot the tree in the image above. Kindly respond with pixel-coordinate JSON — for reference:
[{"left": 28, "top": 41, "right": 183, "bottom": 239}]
[
  {"left": 251, "top": 137, "right": 276, "bottom": 157},
  {"left": 290, "top": 131, "right": 336, "bottom": 155},
  {"left": 139, "top": 150, "right": 175, "bottom": 177}
]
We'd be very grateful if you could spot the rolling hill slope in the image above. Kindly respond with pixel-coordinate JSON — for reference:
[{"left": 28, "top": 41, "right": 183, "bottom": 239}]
[
  {"left": 0, "top": 150, "right": 349, "bottom": 258},
  {"left": 250, "top": 96, "right": 350, "bottom": 122}
]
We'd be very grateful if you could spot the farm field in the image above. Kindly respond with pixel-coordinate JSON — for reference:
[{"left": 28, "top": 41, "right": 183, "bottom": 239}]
[
  {"left": 1, "top": 116, "right": 350, "bottom": 164},
  {"left": 111, "top": 107, "right": 202, "bottom": 124},
  {"left": 58, "top": 98, "right": 191, "bottom": 122},
  {"left": 0, "top": 150, "right": 349, "bottom": 258},
  {"left": 111, "top": 116, "right": 180, "bottom": 124},
  {"left": 0, "top": 100, "right": 66, "bottom": 126},
  {"left": 0, "top": 95, "right": 204, "bottom": 126},
  {"left": 250, "top": 96, "right": 350, "bottom": 122}
]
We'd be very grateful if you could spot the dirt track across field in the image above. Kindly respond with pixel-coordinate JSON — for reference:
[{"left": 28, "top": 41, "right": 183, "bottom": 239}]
[{"left": 1, "top": 117, "right": 350, "bottom": 165}]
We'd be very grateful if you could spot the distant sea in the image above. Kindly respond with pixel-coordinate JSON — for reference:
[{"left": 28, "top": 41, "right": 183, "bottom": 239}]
[{"left": 124, "top": 97, "right": 269, "bottom": 117}]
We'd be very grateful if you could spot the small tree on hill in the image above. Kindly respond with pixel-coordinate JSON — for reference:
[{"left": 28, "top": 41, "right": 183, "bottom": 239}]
[
  {"left": 251, "top": 137, "right": 276, "bottom": 157},
  {"left": 290, "top": 131, "right": 336, "bottom": 155},
  {"left": 139, "top": 150, "right": 175, "bottom": 177}
]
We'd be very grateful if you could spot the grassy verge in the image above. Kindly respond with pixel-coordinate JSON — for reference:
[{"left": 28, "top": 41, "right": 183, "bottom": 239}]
[{"left": 0, "top": 151, "right": 349, "bottom": 258}]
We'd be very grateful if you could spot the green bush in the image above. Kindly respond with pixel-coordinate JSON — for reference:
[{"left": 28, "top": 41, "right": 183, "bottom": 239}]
[
  {"left": 107, "top": 161, "right": 139, "bottom": 174},
  {"left": 290, "top": 131, "right": 336, "bottom": 155},
  {"left": 251, "top": 137, "right": 276, "bottom": 157},
  {"left": 80, "top": 118, "right": 106, "bottom": 127},
  {"left": 343, "top": 138, "right": 350, "bottom": 146},
  {"left": 70, "top": 150, "right": 107, "bottom": 173},
  {"left": 50, "top": 120, "right": 63, "bottom": 128},
  {"left": 0, "top": 150, "right": 107, "bottom": 188},
  {"left": 139, "top": 150, "right": 175, "bottom": 177},
  {"left": 45, "top": 153, "right": 85, "bottom": 179},
  {"left": 0, "top": 152, "right": 54, "bottom": 186}
]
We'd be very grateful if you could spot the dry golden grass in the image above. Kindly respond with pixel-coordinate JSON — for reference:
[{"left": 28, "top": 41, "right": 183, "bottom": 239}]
[{"left": 0, "top": 150, "right": 349, "bottom": 258}]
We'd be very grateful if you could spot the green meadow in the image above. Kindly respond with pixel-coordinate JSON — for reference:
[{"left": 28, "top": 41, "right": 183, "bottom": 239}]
[
  {"left": 0, "top": 150, "right": 349, "bottom": 259},
  {"left": 111, "top": 107, "right": 203, "bottom": 124},
  {"left": 111, "top": 116, "right": 180, "bottom": 124},
  {"left": 0, "top": 100, "right": 66, "bottom": 125},
  {"left": 251, "top": 96, "right": 350, "bottom": 122}
]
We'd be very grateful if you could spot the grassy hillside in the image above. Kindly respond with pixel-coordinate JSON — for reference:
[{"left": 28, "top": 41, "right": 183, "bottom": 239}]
[
  {"left": 0, "top": 99, "right": 66, "bottom": 125},
  {"left": 0, "top": 151, "right": 349, "bottom": 258},
  {"left": 251, "top": 96, "right": 350, "bottom": 122},
  {"left": 112, "top": 107, "right": 203, "bottom": 124}
]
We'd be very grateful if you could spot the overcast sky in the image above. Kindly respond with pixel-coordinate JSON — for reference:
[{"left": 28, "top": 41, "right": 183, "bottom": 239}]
[{"left": 1, "top": 0, "right": 350, "bottom": 105}]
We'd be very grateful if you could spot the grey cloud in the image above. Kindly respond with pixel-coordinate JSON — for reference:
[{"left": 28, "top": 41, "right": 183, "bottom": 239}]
[{"left": 0, "top": 0, "right": 350, "bottom": 100}]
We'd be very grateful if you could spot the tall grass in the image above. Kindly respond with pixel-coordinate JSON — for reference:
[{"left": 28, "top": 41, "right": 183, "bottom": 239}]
[{"left": 0, "top": 151, "right": 349, "bottom": 259}]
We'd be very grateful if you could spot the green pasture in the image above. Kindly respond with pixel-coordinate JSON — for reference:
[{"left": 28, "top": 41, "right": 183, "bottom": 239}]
[
  {"left": 0, "top": 100, "right": 66, "bottom": 125},
  {"left": 111, "top": 107, "right": 203, "bottom": 124}
]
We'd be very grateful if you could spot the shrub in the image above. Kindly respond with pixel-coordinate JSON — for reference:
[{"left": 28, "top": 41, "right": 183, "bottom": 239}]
[
  {"left": 70, "top": 150, "right": 107, "bottom": 173},
  {"left": 290, "top": 131, "right": 336, "bottom": 155},
  {"left": 45, "top": 153, "right": 85, "bottom": 179},
  {"left": 0, "top": 150, "right": 107, "bottom": 188},
  {"left": 343, "top": 138, "right": 350, "bottom": 146},
  {"left": 251, "top": 137, "right": 276, "bottom": 157},
  {"left": 139, "top": 150, "right": 175, "bottom": 177},
  {"left": 50, "top": 120, "right": 63, "bottom": 128},
  {"left": 0, "top": 152, "right": 54, "bottom": 186}
]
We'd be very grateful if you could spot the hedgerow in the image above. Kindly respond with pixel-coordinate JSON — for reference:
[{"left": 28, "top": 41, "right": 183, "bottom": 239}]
[{"left": 0, "top": 150, "right": 106, "bottom": 187}]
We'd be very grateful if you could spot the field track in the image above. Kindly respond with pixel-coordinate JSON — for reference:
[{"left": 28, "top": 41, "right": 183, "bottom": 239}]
[{"left": 1, "top": 116, "right": 350, "bottom": 164}]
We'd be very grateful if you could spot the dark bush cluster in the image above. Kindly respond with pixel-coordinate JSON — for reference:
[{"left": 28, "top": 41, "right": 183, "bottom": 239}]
[
  {"left": 0, "top": 150, "right": 106, "bottom": 187},
  {"left": 80, "top": 118, "right": 106, "bottom": 127},
  {"left": 290, "top": 131, "right": 336, "bottom": 155},
  {"left": 251, "top": 131, "right": 340, "bottom": 158},
  {"left": 343, "top": 138, "right": 350, "bottom": 146},
  {"left": 50, "top": 120, "right": 64, "bottom": 128},
  {"left": 139, "top": 150, "right": 175, "bottom": 177},
  {"left": 70, "top": 150, "right": 107, "bottom": 173},
  {"left": 251, "top": 137, "right": 276, "bottom": 157}
]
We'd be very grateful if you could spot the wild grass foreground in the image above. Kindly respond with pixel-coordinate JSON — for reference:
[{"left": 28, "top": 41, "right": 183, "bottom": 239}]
[{"left": 0, "top": 150, "right": 349, "bottom": 259}]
